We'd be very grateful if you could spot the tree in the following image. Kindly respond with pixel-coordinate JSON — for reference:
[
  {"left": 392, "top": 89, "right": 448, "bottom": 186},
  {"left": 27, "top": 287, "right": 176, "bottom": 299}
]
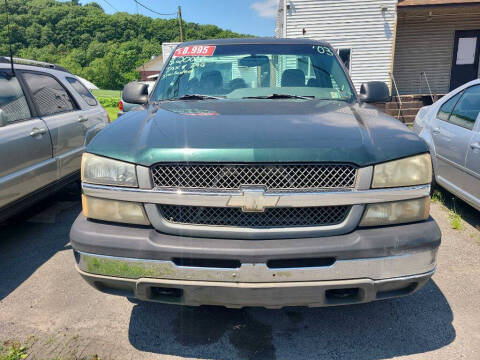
[{"left": 0, "top": 0, "right": 251, "bottom": 89}]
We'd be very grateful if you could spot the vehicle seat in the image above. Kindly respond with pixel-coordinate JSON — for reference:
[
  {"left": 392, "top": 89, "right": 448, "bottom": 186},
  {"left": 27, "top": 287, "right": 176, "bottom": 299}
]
[
  {"left": 281, "top": 69, "right": 305, "bottom": 87},
  {"left": 307, "top": 76, "right": 333, "bottom": 88},
  {"left": 200, "top": 71, "right": 223, "bottom": 93},
  {"left": 229, "top": 78, "right": 248, "bottom": 91}
]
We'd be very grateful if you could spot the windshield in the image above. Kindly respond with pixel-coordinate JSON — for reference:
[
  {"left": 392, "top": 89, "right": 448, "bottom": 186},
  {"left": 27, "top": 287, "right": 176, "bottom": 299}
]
[{"left": 151, "top": 44, "right": 356, "bottom": 102}]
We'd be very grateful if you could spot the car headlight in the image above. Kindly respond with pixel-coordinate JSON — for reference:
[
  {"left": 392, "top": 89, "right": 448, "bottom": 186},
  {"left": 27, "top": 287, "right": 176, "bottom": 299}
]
[
  {"left": 81, "top": 153, "right": 138, "bottom": 187},
  {"left": 82, "top": 195, "right": 150, "bottom": 225},
  {"left": 360, "top": 197, "right": 430, "bottom": 227},
  {"left": 372, "top": 154, "right": 432, "bottom": 188}
]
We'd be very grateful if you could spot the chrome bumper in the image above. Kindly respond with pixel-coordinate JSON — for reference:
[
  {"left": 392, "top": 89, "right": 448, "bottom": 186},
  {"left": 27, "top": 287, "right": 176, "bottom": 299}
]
[
  {"left": 77, "top": 249, "right": 437, "bottom": 283},
  {"left": 75, "top": 249, "right": 437, "bottom": 308},
  {"left": 73, "top": 212, "right": 440, "bottom": 307}
]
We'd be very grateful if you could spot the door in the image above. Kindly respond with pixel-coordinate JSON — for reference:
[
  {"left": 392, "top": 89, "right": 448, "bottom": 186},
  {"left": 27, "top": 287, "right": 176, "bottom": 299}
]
[
  {"left": 432, "top": 91, "right": 465, "bottom": 185},
  {"left": 463, "top": 86, "right": 480, "bottom": 208},
  {"left": 465, "top": 131, "right": 480, "bottom": 209},
  {"left": 65, "top": 76, "right": 108, "bottom": 145},
  {"left": 450, "top": 30, "right": 480, "bottom": 91},
  {"left": 433, "top": 85, "right": 479, "bottom": 201},
  {"left": 0, "top": 71, "right": 55, "bottom": 208},
  {"left": 21, "top": 71, "right": 85, "bottom": 179}
]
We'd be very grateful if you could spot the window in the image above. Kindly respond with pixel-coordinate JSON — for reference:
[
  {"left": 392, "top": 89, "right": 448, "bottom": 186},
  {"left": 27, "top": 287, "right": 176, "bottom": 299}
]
[
  {"left": 22, "top": 72, "right": 76, "bottom": 116},
  {"left": 437, "top": 92, "right": 461, "bottom": 121},
  {"left": 153, "top": 44, "right": 355, "bottom": 102},
  {"left": 0, "top": 72, "right": 31, "bottom": 124},
  {"left": 449, "top": 85, "right": 480, "bottom": 130},
  {"left": 67, "top": 77, "right": 97, "bottom": 106},
  {"left": 338, "top": 49, "right": 351, "bottom": 71}
]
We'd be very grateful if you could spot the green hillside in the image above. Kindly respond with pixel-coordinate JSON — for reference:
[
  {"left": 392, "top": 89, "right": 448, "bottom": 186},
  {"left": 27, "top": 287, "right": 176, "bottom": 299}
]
[{"left": 0, "top": 0, "right": 250, "bottom": 89}]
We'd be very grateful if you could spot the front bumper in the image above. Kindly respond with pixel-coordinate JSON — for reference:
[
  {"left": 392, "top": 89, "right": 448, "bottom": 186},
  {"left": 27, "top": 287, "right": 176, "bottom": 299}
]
[
  {"left": 71, "top": 215, "right": 440, "bottom": 308},
  {"left": 77, "top": 265, "right": 434, "bottom": 308}
]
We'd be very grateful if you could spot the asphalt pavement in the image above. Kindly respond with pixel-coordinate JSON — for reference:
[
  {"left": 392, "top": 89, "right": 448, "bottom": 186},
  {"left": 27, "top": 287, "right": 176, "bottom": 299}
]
[{"left": 0, "top": 185, "right": 479, "bottom": 360}]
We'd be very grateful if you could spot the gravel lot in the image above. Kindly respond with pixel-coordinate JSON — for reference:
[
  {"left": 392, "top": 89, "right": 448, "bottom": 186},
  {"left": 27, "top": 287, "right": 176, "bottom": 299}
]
[{"left": 1, "top": 185, "right": 479, "bottom": 360}]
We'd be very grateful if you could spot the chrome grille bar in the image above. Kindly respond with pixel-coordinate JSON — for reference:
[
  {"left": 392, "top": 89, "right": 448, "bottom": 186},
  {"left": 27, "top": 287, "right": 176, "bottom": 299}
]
[
  {"left": 82, "top": 183, "right": 430, "bottom": 208},
  {"left": 151, "top": 163, "right": 357, "bottom": 190}
]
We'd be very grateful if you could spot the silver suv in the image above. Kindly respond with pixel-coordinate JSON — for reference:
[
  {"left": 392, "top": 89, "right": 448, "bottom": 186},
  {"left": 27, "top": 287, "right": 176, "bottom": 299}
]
[{"left": 0, "top": 58, "right": 108, "bottom": 221}]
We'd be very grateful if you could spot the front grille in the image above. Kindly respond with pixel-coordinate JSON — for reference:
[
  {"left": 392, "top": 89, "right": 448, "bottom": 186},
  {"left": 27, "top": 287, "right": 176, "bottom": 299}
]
[
  {"left": 151, "top": 164, "right": 357, "bottom": 190},
  {"left": 159, "top": 205, "right": 350, "bottom": 228}
]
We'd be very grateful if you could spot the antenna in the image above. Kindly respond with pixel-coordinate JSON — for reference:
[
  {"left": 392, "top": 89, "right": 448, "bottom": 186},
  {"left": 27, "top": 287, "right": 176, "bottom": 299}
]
[{"left": 4, "top": 0, "right": 14, "bottom": 74}]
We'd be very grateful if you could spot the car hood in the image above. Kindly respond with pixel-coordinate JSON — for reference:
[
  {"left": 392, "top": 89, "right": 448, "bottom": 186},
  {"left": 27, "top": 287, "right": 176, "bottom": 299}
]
[{"left": 87, "top": 99, "right": 427, "bottom": 167}]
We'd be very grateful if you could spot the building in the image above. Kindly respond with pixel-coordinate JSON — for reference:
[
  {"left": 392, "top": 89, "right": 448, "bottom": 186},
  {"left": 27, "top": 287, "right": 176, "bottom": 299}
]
[
  {"left": 136, "top": 43, "right": 180, "bottom": 81},
  {"left": 394, "top": 0, "right": 480, "bottom": 95},
  {"left": 162, "top": 42, "right": 181, "bottom": 62},
  {"left": 136, "top": 56, "right": 163, "bottom": 81},
  {"left": 276, "top": 0, "right": 480, "bottom": 120},
  {"left": 276, "top": 0, "right": 398, "bottom": 93}
]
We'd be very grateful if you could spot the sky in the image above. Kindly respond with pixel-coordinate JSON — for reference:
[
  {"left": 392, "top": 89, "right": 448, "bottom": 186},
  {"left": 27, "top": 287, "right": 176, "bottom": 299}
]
[{"left": 79, "top": 0, "right": 278, "bottom": 37}]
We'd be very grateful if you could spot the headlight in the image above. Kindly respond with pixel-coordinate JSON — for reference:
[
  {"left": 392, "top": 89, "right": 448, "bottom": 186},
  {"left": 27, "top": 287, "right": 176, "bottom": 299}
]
[
  {"left": 82, "top": 195, "right": 150, "bottom": 225},
  {"left": 360, "top": 197, "right": 430, "bottom": 227},
  {"left": 81, "top": 153, "right": 138, "bottom": 187},
  {"left": 372, "top": 154, "right": 432, "bottom": 188}
]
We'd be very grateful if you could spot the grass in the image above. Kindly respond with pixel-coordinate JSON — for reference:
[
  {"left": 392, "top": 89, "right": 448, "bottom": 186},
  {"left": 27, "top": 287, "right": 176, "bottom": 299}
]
[
  {"left": 449, "top": 205, "right": 463, "bottom": 230},
  {"left": 91, "top": 89, "right": 121, "bottom": 122},
  {"left": 0, "top": 341, "right": 28, "bottom": 360},
  {"left": 431, "top": 189, "right": 444, "bottom": 204},
  {"left": 1, "top": 337, "right": 105, "bottom": 360},
  {"left": 104, "top": 106, "right": 118, "bottom": 122},
  {"left": 431, "top": 188, "right": 465, "bottom": 230},
  {"left": 91, "top": 89, "right": 121, "bottom": 98},
  {"left": 449, "top": 211, "right": 463, "bottom": 230}
]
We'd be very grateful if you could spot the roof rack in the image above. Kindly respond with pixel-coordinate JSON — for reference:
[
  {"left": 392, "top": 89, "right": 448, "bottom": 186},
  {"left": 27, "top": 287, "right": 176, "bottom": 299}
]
[{"left": 0, "top": 56, "right": 71, "bottom": 73}]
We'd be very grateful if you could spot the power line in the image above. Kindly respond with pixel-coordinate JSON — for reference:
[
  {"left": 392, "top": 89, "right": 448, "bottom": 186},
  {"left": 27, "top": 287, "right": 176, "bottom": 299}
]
[
  {"left": 133, "top": 0, "right": 176, "bottom": 16},
  {"left": 102, "top": 0, "right": 119, "bottom": 12}
]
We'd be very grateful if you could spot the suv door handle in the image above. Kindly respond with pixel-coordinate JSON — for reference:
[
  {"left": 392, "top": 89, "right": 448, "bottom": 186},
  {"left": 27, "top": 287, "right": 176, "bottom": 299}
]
[
  {"left": 30, "top": 127, "right": 47, "bottom": 137},
  {"left": 432, "top": 127, "right": 441, "bottom": 135},
  {"left": 78, "top": 116, "right": 89, "bottom": 123},
  {"left": 471, "top": 142, "right": 480, "bottom": 150}
]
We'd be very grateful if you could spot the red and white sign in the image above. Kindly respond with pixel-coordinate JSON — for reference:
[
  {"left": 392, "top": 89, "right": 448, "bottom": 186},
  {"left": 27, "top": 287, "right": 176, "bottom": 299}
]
[{"left": 174, "top": 45, "right": 216, "bottom": 57}]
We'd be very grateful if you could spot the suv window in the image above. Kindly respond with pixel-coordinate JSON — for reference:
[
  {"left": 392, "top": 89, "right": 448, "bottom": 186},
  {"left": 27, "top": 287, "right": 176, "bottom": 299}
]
[
  {"left": 0, "top": 72, "right": 31, "bottom": 123},
  {"left": 437, "top": 92, "right": 461, "bottom": 121},
  {"left": 449, "top": 85, "right": 480, "bottom": 130},
  {"left": 66, "top": 77, "right": 97, "bottom": 106},
  {"left": 22, "top": 72, "right": 76, "bottom": 116}
]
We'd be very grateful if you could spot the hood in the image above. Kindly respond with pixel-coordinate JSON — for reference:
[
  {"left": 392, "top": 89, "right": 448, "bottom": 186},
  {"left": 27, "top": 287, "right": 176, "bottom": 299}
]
[{"left": 87, "top": 99, "right": 428, "bottom": 167}]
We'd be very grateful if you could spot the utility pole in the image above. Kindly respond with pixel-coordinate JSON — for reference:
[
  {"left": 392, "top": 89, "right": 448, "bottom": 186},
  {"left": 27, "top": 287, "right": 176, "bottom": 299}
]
[{"left": 177, "top": 6, "right": 184, "bottom": 42}]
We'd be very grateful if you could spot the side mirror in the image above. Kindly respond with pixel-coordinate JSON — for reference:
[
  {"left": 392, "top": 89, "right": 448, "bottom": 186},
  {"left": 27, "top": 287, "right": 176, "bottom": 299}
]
[
  {"left": 0, "top": 109, "right": 7, "bottom": 127},
  {"left": 359, "top": 81, "right": 390, "bottom": 103},
  {"left": 122, "top": 82, "right": 149, "bottom": 105}
]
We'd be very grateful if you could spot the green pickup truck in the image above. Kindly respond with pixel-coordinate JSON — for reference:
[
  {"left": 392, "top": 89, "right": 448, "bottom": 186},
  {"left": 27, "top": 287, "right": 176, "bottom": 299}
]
[{"left": 70, "top": 38, "right": 440, "bottom": 308}]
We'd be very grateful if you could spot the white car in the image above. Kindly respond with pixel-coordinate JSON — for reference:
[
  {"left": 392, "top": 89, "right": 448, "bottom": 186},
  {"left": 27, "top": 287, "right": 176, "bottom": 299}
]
[{"left": 413, "top": 79, "right": 480, "bottom": 211}]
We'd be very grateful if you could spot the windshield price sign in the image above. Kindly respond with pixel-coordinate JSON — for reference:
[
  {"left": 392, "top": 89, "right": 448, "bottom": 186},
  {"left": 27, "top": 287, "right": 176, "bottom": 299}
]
[{"left": 174, "top": 45, "right": 216, "bottom": 57}]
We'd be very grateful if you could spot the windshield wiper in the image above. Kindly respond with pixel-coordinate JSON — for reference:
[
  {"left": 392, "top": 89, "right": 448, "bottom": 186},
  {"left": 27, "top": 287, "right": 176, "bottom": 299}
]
[
  {"left": 168, "top": 94, "right": 225, "bottom": 101},
  {"left": 316, "top": 97, "right": 350, "bottom": 102},
  {"left": 242, "top": 94, "right": 314, "bottom": 100}
]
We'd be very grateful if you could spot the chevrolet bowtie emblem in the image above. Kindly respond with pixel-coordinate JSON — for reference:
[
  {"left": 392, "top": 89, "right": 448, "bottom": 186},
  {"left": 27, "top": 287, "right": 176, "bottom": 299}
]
[{"left": 227, "top": 187, "right": 279, "bottom": 212}]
